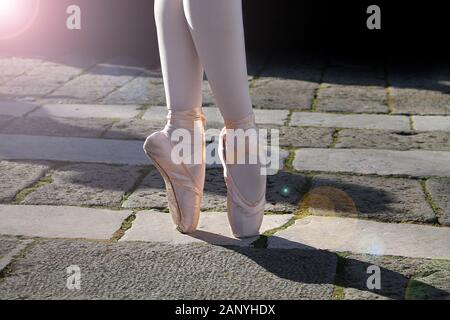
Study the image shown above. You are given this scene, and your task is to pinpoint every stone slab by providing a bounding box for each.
[0,57,43,78]
[0,62,86,96]
[48,64,143,103]
[279,126,334,148]
[426,178,450,226]
[0,161,52,202]
[0,205,130,239]
[293,148,450,177]
[269,216,450,259]
[291,112,410,131]
[102,74,165,105]
[391,88,450,115]
[317,85,388,114]
[0,116,114,138]
[308,174,436,224]
[23,164,143,207]
[342,254,450,300]
[0,134,150,165]
[102,119,164,140]
[251,78,317,110]
[29,104,142,119]
[0,240,337,299]
[0,101,38,116]
[0,238,32,272]
[335,129,450,151]
[413,116,450,131]
[122,211,293,247]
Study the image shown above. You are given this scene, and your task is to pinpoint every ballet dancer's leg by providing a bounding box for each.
[184,0,266,237]
[144,0,206,234]
[154,0,203,111]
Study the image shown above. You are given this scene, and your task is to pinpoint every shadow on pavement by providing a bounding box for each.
[188,230,450,300]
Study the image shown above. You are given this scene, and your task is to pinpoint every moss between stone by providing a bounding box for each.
[419,180,442,225]
[111,213,137,242]
[330,128,342,148]
[14,174,54,204]
[332,253,350,300]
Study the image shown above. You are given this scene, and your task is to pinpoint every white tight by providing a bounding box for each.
[155,0,265,203]
[154,0,253,122]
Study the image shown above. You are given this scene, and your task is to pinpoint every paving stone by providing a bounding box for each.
[389,66,450,115]
[0,57,43,78]
[0,116,113,138]
[251,78,318,110]
[0,61,87,97]
[266,171,307,213]
[291,112,410,131]
[103,119,164,140]
[426,178,450,226]
[141,106,168,122]
[254,109,289,125]
[0,134,150,165]
[279,126,334,148]
[0,161,52,202]
[202,81,216,107]
[29,104,143,119]
[413,116,450,131]
[0,100,38,116]
[336,129,450,151]
[317,84,388,113]
[0,237,32,272]
[201,168,228,211]
[269,216,450,260]
[22,164,144,207]
[293,148,450,178]
[103,73,165,105]
[0,237,22,259]
[0,205,130,240]
[0,239,337,299]
[121,168,167,210]
[48,64,143,103]
[342,254,450,300]
[308,174,436,223]
[391,88,450,115]
[122,211,293,247]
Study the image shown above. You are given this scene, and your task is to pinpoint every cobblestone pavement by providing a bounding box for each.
[0,55,449,300]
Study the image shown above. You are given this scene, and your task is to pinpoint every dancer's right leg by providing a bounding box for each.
[144,0,206,234]
[154,0,203,111]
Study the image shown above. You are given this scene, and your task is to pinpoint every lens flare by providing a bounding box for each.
[0,0,40,40]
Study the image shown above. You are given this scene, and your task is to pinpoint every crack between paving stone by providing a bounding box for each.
[419,179,444,226]
[13,170,55,204]
[331,252,349,300]
[0,239,36,282]
[110,212,137,242]
[330,128,342,148]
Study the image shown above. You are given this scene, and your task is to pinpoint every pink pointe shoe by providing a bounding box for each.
[143,108,206,234]
[218,114,267,238]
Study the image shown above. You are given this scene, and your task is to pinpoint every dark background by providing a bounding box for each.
[1,0,448,67]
